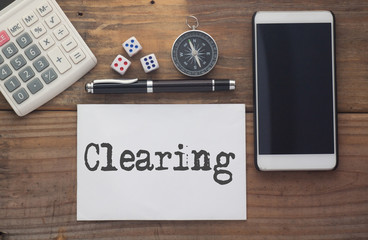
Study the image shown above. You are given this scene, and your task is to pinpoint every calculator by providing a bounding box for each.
[0,0,97,116]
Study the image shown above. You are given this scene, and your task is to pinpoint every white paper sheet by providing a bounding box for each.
[77,104,246,220]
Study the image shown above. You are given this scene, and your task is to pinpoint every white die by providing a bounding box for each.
[111,54,131,75]
[140,54,159,73]
[122,36,142,57]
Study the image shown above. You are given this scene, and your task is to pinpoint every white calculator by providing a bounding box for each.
[0,0,97,116]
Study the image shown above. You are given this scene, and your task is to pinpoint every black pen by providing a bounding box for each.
[85,79,235,94]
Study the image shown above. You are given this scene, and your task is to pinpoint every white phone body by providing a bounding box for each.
[253,11,337,171]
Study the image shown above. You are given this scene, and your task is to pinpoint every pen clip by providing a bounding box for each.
[93,79,139,84]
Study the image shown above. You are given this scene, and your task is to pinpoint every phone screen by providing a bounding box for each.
[0,0,15,11]
[256,23,335,155]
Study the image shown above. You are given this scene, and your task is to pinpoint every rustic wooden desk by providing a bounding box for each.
[1,0,367,239]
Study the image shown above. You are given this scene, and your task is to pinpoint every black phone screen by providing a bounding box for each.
[256,23,335,155]
[0,0,15,11]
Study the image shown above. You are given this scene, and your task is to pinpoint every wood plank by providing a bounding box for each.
[0,111,367,239]
[0,0,367,113]
[1,0,368,239]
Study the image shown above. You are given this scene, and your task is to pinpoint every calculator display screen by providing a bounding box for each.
[0,0,15,11]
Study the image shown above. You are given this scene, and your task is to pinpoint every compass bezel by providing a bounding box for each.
[171,30,218,77]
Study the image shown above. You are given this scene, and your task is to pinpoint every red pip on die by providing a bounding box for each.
[111,55,131,75]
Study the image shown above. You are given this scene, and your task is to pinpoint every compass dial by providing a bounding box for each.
[172,30,218,77]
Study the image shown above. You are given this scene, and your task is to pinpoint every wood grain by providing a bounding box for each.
[0,112,367,239]
[0,0,368,239]
[0,0,366,112]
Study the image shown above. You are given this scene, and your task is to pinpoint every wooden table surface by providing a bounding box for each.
[1,0,368,239]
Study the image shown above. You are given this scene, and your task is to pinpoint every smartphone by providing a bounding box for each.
[253,11,337,171]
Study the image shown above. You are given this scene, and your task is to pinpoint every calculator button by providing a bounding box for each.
[48,47,71,74]
[53,25,69,41]
[0,30,10,47]
[16,32,33,49]
[2,42,18,59]
[39,35,55,50]
[42,68,58,84]
[23,11,39,27]
[37,2,53,17]
[13,88,29,104]
[31,22,46,39]
[19,66,35,82]
[8,21,24,37]
[0,64,12,80]
[0,54,3,64]
[62,37,77,52]
[25,44,41,60]
[27,78,43,94]
[70,48,86,64]
[5,76,21,92]
[44,12,61,29]
[10,54,27,70]
[33,56,49,72]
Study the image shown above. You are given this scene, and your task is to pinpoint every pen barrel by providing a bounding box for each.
[92,81,149,94]
[87,79,235,94]
[153,80,233,92]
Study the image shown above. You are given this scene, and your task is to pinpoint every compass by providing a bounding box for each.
[171,16,218,77]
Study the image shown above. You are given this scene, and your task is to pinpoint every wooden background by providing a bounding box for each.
[1,0,368,239]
